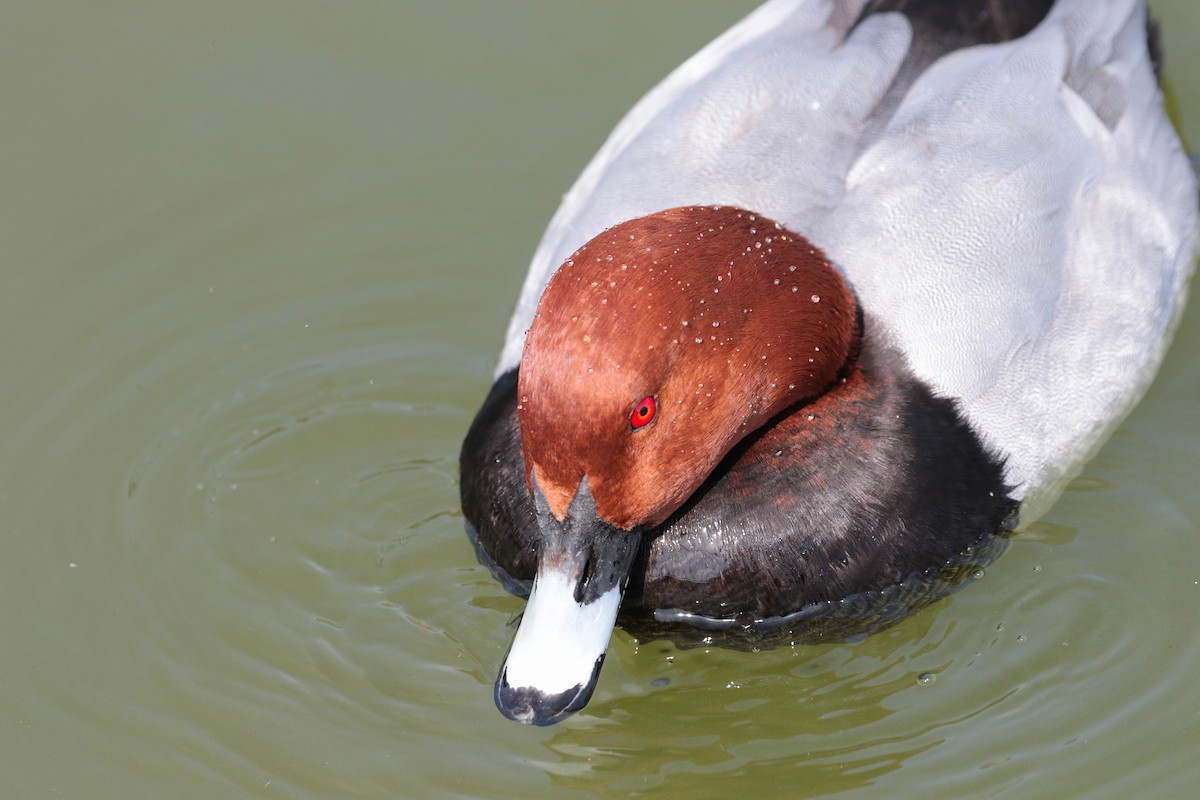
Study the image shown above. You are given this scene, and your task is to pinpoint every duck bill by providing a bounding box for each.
[494,476,642,725]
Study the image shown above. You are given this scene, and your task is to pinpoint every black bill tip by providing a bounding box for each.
[494,656,605,726]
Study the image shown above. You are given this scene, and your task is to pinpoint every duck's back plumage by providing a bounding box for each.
[498,0,1197,519]
[466,0,1198,724]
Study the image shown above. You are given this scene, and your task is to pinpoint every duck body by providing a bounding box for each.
[464,296,1015,644]
[460,0,1198,725]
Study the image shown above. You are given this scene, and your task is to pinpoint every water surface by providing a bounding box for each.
[1,2,1198,798]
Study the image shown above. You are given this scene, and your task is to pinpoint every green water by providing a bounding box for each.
[1,2,1197,798]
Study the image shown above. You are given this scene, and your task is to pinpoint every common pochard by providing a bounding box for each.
[460,0,1199,725]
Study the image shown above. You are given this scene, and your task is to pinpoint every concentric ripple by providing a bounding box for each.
[0,165,540,796]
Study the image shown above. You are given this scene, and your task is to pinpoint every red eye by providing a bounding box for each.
[630,395,657,430]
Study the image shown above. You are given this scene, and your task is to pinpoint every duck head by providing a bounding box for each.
[496,205,858,724]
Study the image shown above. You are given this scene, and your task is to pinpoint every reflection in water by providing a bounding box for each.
[537,610,959,795]
[530,514,1179,798]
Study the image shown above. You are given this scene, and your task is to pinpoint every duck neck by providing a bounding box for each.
[634,316,1017,619]
[460,316,1019,630]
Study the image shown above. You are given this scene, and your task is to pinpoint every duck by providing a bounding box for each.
[459,0,1199,726]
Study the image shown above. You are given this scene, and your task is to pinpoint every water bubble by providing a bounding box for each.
[918,672,936,685]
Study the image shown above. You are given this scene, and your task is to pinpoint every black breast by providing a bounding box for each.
[624,331,1016,644]
[459,329,1017,647]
